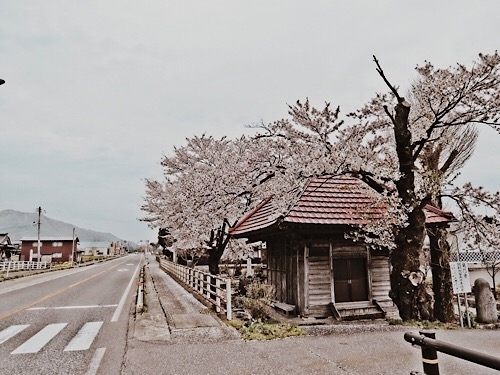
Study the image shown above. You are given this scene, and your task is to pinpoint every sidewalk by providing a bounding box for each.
[132,258,408,341]
[125,259,500,375]
[133,257,239,343]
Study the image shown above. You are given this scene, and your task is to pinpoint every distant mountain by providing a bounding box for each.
[0,209,123,243]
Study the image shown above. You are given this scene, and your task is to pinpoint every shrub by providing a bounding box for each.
[236,280,275,320]
[245,280,274,301]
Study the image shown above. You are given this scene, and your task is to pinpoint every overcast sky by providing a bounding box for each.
[1,1,499,242]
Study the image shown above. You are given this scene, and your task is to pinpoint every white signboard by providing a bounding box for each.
[449,262,471,294]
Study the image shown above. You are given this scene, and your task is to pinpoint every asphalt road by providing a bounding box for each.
[124,259,500,375]
[3,256,500,375]
[124,327,500,375]
[0,254,143,375]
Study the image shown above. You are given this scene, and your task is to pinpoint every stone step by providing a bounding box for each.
[333,302,384,321]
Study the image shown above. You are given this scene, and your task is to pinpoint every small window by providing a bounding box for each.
[32,242,42,247]
[52,242,63,247]
[309,246,329,257]
[52,252,62,258]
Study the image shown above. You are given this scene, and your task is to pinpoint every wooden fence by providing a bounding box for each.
[158,258,232,320]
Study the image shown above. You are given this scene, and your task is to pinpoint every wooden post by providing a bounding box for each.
[226,278,232,320]
[464,293,471,328]
[215,278,221,313]
[197,270,201,293]
[457,294,463,328]
[206,274,211,301]
[246,257,253,277]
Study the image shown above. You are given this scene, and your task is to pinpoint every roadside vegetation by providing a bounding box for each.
[229,280,305,340]
[228,319,305,341]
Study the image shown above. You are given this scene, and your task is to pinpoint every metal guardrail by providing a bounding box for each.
[405,330,500,374]
[158,258,232,320]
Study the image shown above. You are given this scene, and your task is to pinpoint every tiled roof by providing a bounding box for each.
[284,176,386,225]
[229,196,276,235]
[230,175,455,237]
[20,236,76,242]
[424,204,456,224]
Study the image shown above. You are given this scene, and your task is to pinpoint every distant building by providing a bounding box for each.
[78,241,113,256]
[1,233,20,260]
[77,241,124,257]
[20,236,78,263]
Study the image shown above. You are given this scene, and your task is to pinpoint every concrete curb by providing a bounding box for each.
[133,262,171,341]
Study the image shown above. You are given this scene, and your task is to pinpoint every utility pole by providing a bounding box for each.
[72,227,76,265]
[37,206,42,264]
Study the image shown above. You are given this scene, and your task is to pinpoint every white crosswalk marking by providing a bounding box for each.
[86,347,106,375]
[0,325,29,345]
[11,323,67,354]
[64,322,103,351]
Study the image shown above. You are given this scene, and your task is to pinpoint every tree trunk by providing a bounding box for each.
[206,221,232,275]
[493,271,497,299]
[390,207,433,320]
[427,227,455,322]
[428,227,455,322]
[389,99,433,321]
[487,263,498,299]
[208,247,223,275]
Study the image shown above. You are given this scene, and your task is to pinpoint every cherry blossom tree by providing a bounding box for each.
[254,52,500,320]
[327,53,500,320]
[142,134,291,274]
[418,124,478,322]
[370,53,500,320]
[142,52,500,321]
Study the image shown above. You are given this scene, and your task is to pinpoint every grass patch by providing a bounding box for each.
[230,320,306,341]
[50,262,73,271]
[387,318,458,330]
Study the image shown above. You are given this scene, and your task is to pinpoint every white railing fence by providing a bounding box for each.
[0,261,49,272]
[158,258,232,320]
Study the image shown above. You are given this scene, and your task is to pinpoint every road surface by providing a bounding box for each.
[0,254,142,375]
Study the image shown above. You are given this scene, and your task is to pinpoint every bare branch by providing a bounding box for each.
[373,55,402,102]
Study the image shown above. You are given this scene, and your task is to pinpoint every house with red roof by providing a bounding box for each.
[20,236,79,263]
[230,175,455,320]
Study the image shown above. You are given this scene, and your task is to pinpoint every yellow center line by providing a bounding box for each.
[0,258,135,322]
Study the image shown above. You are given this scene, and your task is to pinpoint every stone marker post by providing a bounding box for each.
[474,278,498,324]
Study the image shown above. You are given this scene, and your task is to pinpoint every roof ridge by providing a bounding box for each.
[423,204,456,219]
[230,196,273,233]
